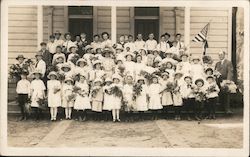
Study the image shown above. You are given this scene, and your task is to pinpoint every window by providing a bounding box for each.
[135,7,159,16]
[68,6,93,42]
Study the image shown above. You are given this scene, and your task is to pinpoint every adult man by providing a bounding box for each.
[38,42,52,68]
[175,33,184,50]
[164,32,173,47]
[215,50,234,114]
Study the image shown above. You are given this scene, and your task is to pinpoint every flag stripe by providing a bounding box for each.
[192,22,209,43]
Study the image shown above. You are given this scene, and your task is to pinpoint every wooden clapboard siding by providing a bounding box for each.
[8,6,38,66]
[190,7,230,58]
[96,7,111,35]
[43,6,49,42]
[117,7,131,39]
[52,6,65,35]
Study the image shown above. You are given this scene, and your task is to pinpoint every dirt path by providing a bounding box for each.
[8,114,243,148]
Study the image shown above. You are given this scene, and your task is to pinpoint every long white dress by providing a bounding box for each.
[148,84,163,110]
[134,62,145,81]
[47,80,61,107]
[124,61,135,77]
[61,84,74,108]
[135,84,148,111]
[30,79,46,107]
[190,64,205,81]
[172,79,183,106]
[74,81,91,110]
[160,80,174,106]
[123,84,135,111]
[110,84,123,110]
[103,85,113,111]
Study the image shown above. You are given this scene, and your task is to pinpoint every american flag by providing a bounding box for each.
[192,22,210,55]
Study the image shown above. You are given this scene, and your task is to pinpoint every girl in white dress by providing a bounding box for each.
[134,55,146,81]
[89,60,105,83]
[123,74,135,121]
[190,57,205,81]
[160,72,173,119]
[164,61,176,81]
[135,77,149,112]
[62,77,75,120]
[172,72,184,120]
[114,56,126,78]
[124,53,135,78]
[138,48,148,65]
[101,32,112,48]
[30,69,46,120]
[74,58,90,78]
[148,75,163,119]
[102,48,115,78]
[103,77,113,120]
[176,53,192,75]
[47,71,61,121]
[110,74,123,122]
[73,72,91,121]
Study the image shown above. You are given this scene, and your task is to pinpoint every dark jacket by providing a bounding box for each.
[39,49,52,68]
[215,59,233,81]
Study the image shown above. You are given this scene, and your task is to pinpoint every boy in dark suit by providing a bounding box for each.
[164,32,173,47]
[215,51,234,114]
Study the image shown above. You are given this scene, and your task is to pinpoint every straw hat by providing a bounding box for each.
[136,76,145,82]
[115,44,124,51]
[180,53,189,58]
[54,30,61,35]
[105,77,113,83]
[92,60,102,66]
[195,78,205,85]
[16,54,26,60]
[47,71,58,79]
[183,75,192,80]
[124,52,135,58]
[61,63,71,71]
[32,69,43,75]
[64,77,74,83]
[161,72,169,77]
[85,45,93,51]
[112,73,122,81]
[76,58,87,66]
[93,78,103,84]
[173,71,183,77]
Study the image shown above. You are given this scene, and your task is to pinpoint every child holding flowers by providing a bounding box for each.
[47,71,61,121]
[62,77,75,120]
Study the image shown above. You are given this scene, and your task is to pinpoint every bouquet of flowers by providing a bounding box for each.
[37,97,48,110]
[9,64,23,79]
[72,86,81,94]
[91,86,101,98]
[104,87,112,95]
[206,84,217,94]
[162,82,175,93]
[193,88,207,102]
[140,70,154,82]
[132,83,142,100]
[220,80,237,93]
[213,70,221,78]
[111,85,123,98]
[70,54,80,65]
[172,82,180,94]
[22,58,34,70]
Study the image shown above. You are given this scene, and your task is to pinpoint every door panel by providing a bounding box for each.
[135,19,159,41]
[69,18,93,43]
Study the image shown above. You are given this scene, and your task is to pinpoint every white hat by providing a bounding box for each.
[112,73,122,81]
[92,60,102,66]
[154,56,162,63]
[85,45,93,51]
[136,76,145,82]
[32,69,43,75]
[76,58,87,66]
[64,77,74,83]
[78,71,88,78]
[61,63,71,71]
[173,70,183,77]
[124,52,135,58]
[105,77,113,83]
[94,78,103,84]
[47,71,58,79]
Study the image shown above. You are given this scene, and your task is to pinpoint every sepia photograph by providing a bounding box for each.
[0,0,249,156]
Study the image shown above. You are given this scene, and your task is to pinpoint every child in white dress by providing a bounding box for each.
[148,75,163,120]
[145,33,157,53]
[172,71,184,120]
[102,48,115,78]
[30,69,46,120]
[62,77,75,120]
[135,77,149,112]
[134,55,146,81]
[138,48,148,65]
[89,60,105,83]
[73,72,91,121]
[190,57,205,81]
[124,53,135,77]
[177,53,191,75]
[47,71,61,121]
[103,77,113,120]
[110,74,123,122]
[160,72,173,119]
[74,58,90,77]
[90,78,104,120]
[123,74,135,121]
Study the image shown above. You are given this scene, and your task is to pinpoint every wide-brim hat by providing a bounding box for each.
[40,42,47,46]
[32,69,43,75]
[151,74,159,79]
[161,72,170,77]
[205,67,213,73]
[192,56,201,61]
[64,77,74,83]
[183,75,192,80]
[35,51,43,57]
[105,77,113,83]
[76,58,87,66]
[139,48,147,53]
[78,71,88,79]
[124,52,135,58]
[180,53,189,58]
[173,71,183,77]
[85,45,93,51]
[61,63,71,71]
[93,60,102,66]
[136,76,145,82]
[69,45,77,51]
[112,73,122,81]
[154,56,162,63]
[206,75,215,80]
[125,73,134,80]
[54,30,61,35]
[54,55,64,60]
[195,78,205,85]
[102,47,114,55]
[16,54,26,60]
[47,71,58,79]
[94,78,103,84]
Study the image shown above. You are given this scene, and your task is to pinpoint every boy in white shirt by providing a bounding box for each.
[16,71,31,120]
[124,35,136,53]
[35,52,46,78]
[54,31,64,47]
[145,33,157,54]
[157,35,170,58]
[134,33,145,51]
[47,35,57,55]
[90,34,102,50]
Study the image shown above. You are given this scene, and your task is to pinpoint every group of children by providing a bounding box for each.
[14,31,221,122]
